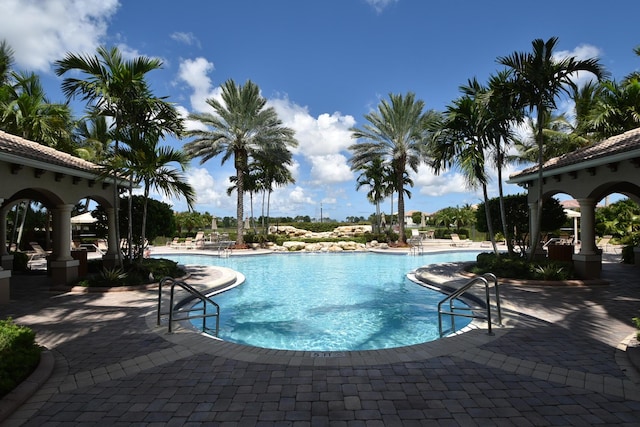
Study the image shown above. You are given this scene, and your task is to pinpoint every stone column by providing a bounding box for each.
[526,201,545,259]
[0,199,10,302]
[0,202,13,270]
[102,207,119,269]
[573,198,601,278]
[49,204,79,286]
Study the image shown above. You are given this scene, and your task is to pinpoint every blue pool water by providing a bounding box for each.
[161,251,479,351]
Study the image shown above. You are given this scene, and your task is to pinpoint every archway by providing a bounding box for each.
[508,127,640,278]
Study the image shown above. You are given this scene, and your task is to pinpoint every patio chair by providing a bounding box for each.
[449,234,472,247]
[194,231,205,249]
[28,241,50,262]
[597,235,613,252]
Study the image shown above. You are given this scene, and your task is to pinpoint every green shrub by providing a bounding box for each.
[0,318,41,398]
[74,258,185,287]
[633,317,640,340]
[469,252,575,280]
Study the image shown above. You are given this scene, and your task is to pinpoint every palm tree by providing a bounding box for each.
[55,46,170,265]
[350,92,435,245]
[353,156,389,234]
[498,37,607,257]
[184,79,298,245]
[587,78,640,139]
[73,116,112,162]
[120,130,195,260]
[430,93,499,253]
[0,71,74,149]
[254,147,295,233]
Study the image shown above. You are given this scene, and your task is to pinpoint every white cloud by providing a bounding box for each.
[170,32,201,48]
[0,0,120,71]
[413,165,470,197]
[186,167,233,210]
[268,97,355,186]
[177,57,222,113]
[365,0,398,13]
[555,43,604,88]
[308,154,353,185]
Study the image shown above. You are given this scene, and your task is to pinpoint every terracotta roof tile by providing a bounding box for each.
[0,130,99,174]
[510,127,640,179]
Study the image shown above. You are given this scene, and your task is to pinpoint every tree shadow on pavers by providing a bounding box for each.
[3,284,171,375]
[479,262,640,378]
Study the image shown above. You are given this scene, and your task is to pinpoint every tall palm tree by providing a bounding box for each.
[350,92,435,245]
[430,93,498,253]
[498,37,607,257]
[254,146,295,233]
[55,46,170,265]
[120,130,195,260]
[353,156,389,234]
[184,79,298,245]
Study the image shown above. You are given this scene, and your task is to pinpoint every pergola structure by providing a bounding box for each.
[0,130,121,301]
[508,127,640,278]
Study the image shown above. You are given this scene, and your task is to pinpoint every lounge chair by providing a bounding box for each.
[28,241,50,263]
[193,231,205,249]
[450,234,472,247]
[597,235,613,252]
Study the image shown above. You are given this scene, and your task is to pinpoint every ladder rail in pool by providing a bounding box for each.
[157,276,220,335]
[437,272,502,337]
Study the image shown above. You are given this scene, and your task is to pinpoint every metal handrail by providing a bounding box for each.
[437,272,502,337]
[157,276,220,335]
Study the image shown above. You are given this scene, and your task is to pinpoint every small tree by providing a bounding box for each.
[476,194,566,253]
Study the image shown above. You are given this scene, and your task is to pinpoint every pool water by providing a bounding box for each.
[162,251,478,351]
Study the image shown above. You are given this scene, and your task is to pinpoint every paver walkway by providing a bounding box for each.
[1,249,640,426]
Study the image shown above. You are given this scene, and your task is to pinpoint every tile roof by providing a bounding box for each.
[509,127,640,181]
[0,130,100,174]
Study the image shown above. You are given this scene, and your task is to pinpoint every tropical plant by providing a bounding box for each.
[429,88,499,253]
[55,46,180,265]
[120,130,195,260]
[498,37,608,259]
[350,92,436,244]
[353,156,390,233]
[587,78,640,139]
[0,71,74,150]
[185,79,298,245]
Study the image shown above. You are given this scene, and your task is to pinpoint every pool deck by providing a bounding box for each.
[1,244,640,425]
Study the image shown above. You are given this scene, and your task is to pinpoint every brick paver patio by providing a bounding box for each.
[1,248,639,426]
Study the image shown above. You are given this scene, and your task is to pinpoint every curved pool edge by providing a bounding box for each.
[145,308,507,366]
[148,258,510,367]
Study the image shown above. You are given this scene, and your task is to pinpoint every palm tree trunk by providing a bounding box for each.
[483,184,499,255]
[529,107,546,261]
[495,147,513,254]
[235,162,245,246]
[139,184,150,262]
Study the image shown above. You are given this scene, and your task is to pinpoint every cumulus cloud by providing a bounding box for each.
[268,97,355,185]
[177,57,221,113]
[413,165,470,197]
[170,32,201,48]
[186,167,233,210]
[308,154,353,185]
[555,43,604,87]
[0,0,120,71]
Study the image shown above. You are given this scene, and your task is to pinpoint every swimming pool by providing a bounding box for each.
[161,251,479,351]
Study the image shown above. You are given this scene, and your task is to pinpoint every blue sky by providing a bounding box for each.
[1,0,638,220]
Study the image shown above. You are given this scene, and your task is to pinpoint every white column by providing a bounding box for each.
[53,204,74,261]
[577,198,597,255]
[106,207,118,255]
